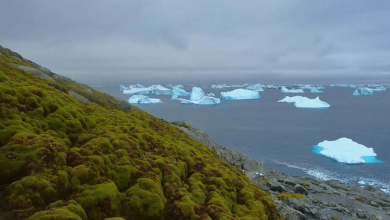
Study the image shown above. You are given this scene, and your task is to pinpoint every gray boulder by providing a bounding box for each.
[266,179,288,192]
[293,185,309,195]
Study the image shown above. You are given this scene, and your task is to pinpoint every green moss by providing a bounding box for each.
[28,200,87,220]
[124,178,165,218]
[8,176,56,212]
[112,165,136,191]
[71,165,99,188]
[0,46,284,220]
[76,181,122,220]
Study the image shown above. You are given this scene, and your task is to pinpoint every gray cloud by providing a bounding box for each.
[1,0,390,84]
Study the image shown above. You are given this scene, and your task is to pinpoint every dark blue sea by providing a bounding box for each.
[97,85,390,193]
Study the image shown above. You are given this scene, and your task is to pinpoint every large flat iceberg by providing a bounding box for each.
[281,86,304,93]
[220,89,260,100]
[128,95,162,104]
[123,85,171,95]
[312,138,383,164]
[278,96,330,108]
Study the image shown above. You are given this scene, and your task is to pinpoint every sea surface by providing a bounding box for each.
[97,85,390,193]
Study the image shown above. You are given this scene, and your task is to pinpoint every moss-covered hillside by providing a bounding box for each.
[0,46,283,220]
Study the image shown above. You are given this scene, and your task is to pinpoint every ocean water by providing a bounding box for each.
[97,85,390,193]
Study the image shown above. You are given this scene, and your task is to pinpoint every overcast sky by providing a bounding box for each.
[1,0,390,84]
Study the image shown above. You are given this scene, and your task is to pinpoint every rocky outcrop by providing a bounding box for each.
[68,90,89,103]
[174,121,390,220]
[10,63,54,81]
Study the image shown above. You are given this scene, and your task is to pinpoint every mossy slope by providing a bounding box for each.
[0,46,283,219]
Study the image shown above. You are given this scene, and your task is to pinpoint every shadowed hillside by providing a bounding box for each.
[0,46,283,219]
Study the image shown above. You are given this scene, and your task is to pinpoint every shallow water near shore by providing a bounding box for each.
[98,85,390,193]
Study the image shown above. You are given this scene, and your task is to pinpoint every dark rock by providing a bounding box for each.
[293,185,309,195]
[118,101,131,111]
[266,179,288,192]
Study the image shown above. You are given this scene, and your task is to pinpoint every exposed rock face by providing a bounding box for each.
[68,90,89,103]
[10,63,54,80]
[174,122,390,220]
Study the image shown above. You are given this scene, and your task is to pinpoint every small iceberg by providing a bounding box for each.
[123,85,171,95]
[278,96,330,108]
[211,84,224,89]
[171,87,190,96]
[207,93,215,97]
[221,89,260,100]
[353,89,360,96]
[360,88,373,96]
[312,138,383,164]
[310,87,323,93]
[247,84,265,92]
[281,86,304,94]
[180,87,220,105]
[128,95,162,104]
[136,84,144,88]
[190,87,206,101]
[358,181,366,185]
[371,86,387,92]
[181,96,220,105]
[267,85,278,89]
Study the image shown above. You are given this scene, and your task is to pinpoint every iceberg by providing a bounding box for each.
[136,84,144,88]
[310,87,323,93]
[190,87,206,101]
[207,93,215,97]
[211,85,224,89]
[266,85,278,89]
[172,84,184,89]
[353,89,360,96]
[371,86,387,92]
[179,87,220,105]
[171,87,190,96]
[281,87,304,94]
[247,84,265,92]
[128,95,162,104]
[312,138,383,164]
[360,87,373,96]
[122,85,171,95]
[358,181,366,185]
[220,89,260,100]
[278,96,330,108]
[180,96,220,105]
[171,95,179,100]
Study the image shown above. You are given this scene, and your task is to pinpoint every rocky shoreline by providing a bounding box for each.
[173,121,390,220]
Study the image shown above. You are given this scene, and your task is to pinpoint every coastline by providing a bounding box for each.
[173,121,390,220]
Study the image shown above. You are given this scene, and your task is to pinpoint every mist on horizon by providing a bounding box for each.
[1,0,390,83]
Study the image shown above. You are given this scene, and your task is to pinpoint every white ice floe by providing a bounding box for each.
[281,86,304,93]
[278,96,330,108]
[220,89,260,100]
[128,95,162,104]
[358,181,366,185]
[247,84,265,92]
[312,138,383,164]
[122,85,171,95]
